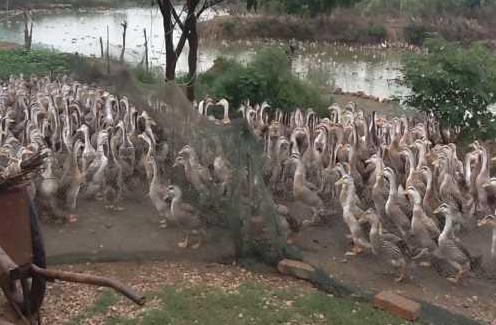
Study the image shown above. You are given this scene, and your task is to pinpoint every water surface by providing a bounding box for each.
[0,7,408,99]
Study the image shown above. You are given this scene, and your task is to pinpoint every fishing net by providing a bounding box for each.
[142,81,295,265]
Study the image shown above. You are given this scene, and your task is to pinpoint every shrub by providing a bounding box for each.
[0,49,72,80]
[366,25,388,42]
[403,23,434,46]
[401,38,496,141]
[197,48,328,116]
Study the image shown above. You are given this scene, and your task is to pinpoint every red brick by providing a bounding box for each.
[277,259,315,281]
[374,291,421,321]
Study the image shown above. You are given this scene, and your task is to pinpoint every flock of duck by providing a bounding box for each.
[1,75,496,284]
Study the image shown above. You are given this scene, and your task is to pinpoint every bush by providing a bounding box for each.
[401,38,496,141]
[197,48,328,116]
[366,25,388,42]
[403,23,434,46]
[0,49,73,80]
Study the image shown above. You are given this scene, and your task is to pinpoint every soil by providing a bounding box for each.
[278,199,496,324]
[41,191,235,266]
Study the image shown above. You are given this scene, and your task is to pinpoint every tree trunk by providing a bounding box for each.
[143,28,149,73]
[23,11,33,50]
[120,21,127,63]
[185,0,199,101]
[159,1,177,80]
[99,36,104,58]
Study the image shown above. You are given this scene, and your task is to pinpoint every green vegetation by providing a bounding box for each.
[0,49,74,80]
[195,48,328,116]
[402,38,496,141]
[6,0,139,9]
[259,0,361,16]
[251,0,495,16]
[359,0,494,14]
[72,283,414,324]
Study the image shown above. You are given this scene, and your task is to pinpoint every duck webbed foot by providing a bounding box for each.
[345,245,363,256]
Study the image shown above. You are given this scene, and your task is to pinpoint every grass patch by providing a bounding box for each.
[91,283,417,324]
[0,49,74,80]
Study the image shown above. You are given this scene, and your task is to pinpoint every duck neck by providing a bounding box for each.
[406,151,415,177]
[424,172,432,197]
[480,148,489,179]
[439,215,453,242]
[387,174,397,197]
[150,160,159,188]
[417,145,426,168]
[294,159,306,187]
[223,102,230,121]
[83,128,91,148]
[464,153,473,185]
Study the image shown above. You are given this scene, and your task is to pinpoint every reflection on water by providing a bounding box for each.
[0,7,409,99]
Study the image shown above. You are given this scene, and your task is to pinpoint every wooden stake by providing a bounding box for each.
[106,25,110,74]
[143,28,149,73]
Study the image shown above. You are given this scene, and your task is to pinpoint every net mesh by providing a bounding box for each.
[143,82,293,265]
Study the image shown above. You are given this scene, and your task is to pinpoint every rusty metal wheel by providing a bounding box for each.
[1,200,46,321]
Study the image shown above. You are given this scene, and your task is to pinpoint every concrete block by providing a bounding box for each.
[277,259,315,281]
[374,290,421,321]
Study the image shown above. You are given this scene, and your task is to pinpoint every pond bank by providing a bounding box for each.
[199,10,496,47]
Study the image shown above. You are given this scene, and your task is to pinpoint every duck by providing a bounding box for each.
[148,155,169,227]
[166,185,205,249]
[433,204,480,283]
[359,208,409,282]
[478,214,496,260]
[288,153,323,224]
[383,167,411,236]
[335,175,371,256]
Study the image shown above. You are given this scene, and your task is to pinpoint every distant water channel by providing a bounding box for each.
[0,7,409,99]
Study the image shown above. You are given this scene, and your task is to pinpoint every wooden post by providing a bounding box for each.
[99,36,104,58]
[120,20,127,62]
[23,10,33,50]
[106,25,110,74]
[143,28,149,73]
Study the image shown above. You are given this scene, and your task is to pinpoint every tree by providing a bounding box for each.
[156,0,224,100]
[401,38,496,141]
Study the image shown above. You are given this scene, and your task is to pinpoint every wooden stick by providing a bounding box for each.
[30,265,145,306]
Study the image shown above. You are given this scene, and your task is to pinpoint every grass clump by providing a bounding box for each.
[0,49,73,80]
[196,48,328,116]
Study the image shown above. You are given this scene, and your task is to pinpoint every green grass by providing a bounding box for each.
[0,49,74,80]
[70,283,417,325]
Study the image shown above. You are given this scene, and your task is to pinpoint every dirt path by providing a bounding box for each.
[41,191,234,265]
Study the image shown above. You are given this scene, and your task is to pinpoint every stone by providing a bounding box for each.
[277,259,315,281]
[373,290,421,321]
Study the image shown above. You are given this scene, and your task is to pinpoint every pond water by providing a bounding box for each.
[0,7,409,99]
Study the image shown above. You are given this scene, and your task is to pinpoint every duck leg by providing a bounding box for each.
[178,233,189,248]
[395,263,407,283]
